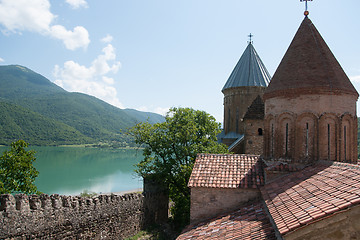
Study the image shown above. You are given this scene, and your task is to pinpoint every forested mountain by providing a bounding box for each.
[0,65,164,146]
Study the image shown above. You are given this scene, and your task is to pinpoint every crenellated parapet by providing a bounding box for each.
[0,193,146,239]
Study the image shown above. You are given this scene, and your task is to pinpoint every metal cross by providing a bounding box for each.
[300,0,313,13]
[248,33,253,44]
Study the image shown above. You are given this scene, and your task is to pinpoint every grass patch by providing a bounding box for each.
[79,190,97,198]
[125,230,150,240]
[125,225,169,240]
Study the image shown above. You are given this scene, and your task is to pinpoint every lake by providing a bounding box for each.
[0,146,143,195]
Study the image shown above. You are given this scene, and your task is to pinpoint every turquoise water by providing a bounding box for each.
[0,146,143,195]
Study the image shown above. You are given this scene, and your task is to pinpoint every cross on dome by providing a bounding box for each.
[248,33,253,44]
[300,0,313,16]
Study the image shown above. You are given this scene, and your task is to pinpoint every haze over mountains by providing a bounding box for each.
[0,65,164,146]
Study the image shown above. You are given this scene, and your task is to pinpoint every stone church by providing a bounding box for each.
[177,12,360,240]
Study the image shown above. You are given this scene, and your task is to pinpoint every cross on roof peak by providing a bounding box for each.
[300,0,313,16]
[248,33,253,44]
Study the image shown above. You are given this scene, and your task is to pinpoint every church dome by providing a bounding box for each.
[264,17,358,99]
[222,42,271,92]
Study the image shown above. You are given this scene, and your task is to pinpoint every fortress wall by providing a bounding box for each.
[0,193,149,239]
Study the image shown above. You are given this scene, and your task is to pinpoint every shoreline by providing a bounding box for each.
[98,188,143,196]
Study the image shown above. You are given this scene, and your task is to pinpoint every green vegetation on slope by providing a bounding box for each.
[0,65,164,146]
[0,101,92,145]
[0,65,65,99]
[14,92,137,142]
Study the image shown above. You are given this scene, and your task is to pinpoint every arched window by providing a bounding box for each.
[341,114,353,162]
[278,113,294,159]
[296,114,316,161]
[258,128,263,136]
[319,115,337,161]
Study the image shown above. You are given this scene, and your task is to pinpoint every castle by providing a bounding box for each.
[178,12,360,240]
[1,7,360,240]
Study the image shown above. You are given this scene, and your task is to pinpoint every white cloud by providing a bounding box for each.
[0,0,90,50]
[0,0,54,34]
[136,106,169,116]
[53,43,123,109]
[50,25,90,50]
[154,107,170,116]
[92,44,121,75]
[101,34,113,43]
[0,57,4,63]
[102,76,115,85]
[350,75,360,83]
[65,0,88,9]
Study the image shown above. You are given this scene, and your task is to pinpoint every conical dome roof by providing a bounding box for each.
[264,17,358,99]
[222,42,271,91]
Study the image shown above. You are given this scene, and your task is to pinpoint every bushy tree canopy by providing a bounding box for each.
[0,140,39,194]
[130,107,229,228]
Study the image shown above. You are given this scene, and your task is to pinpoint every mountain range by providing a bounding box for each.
[0,65,164,146]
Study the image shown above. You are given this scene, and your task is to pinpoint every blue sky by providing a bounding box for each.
[0,0,359,122]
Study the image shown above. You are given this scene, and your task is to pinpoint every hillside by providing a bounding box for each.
[0,65,164,146]
[0,101,91,145]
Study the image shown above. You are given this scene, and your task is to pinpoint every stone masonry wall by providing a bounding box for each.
[264,93,358,163]
[190,187,260,224]
[0,192,157,240]
[244,119,264,155]
[223,86,266,135]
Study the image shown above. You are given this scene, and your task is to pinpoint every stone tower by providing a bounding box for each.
[263,16,359,164]
[219,41,271,153]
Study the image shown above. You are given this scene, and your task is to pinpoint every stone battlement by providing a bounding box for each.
[0,192,163,239]
[0,193,142,213]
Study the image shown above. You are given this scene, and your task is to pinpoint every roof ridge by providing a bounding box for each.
[318,160,360,170]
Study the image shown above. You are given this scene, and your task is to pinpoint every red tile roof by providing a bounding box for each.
[177,201,277,240]
[261,161,360,236]
[188,154,265,189]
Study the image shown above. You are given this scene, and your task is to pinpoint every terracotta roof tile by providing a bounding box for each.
[188,154,265,189]
[177,201,277,240]
[261,161,360,236]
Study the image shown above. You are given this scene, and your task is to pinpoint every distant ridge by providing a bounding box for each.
[0,65,165,146]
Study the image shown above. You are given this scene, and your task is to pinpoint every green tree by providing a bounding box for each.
[0,140,40,194]
[129,107,229,228]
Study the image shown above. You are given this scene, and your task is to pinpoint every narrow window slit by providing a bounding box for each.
[306,123,309,157]
[344,126,347,161]
[285,123,289,157]
[327,124,331,160]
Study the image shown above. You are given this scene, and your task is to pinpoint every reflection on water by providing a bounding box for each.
[0,146,143,195]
